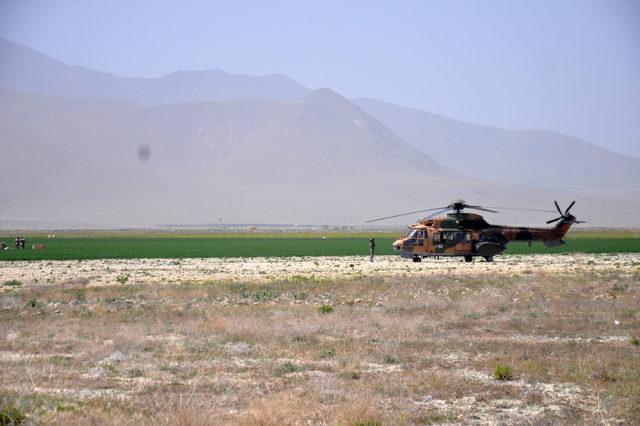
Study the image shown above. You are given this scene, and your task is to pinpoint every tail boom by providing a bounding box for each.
[498,216,576,246]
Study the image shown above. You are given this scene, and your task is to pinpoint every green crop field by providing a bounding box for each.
[0,230,638,261]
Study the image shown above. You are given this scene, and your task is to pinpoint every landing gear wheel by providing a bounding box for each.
[464,255,473,263]
[484,256,494,262]
[412,256,422,263]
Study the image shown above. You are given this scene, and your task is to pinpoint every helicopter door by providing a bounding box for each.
[417,230,425,247]
[432,232,445,253]
[455,232,473,253]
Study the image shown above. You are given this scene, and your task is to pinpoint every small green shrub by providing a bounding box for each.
[73,289,86,302]
[595,367,617,383]
[253,287,278,301]
[318,304,334,314]
[55,403,77,413]
[231,283,250,298]
[289,275,310,282]
[278,361,300,375]
[25,297,38,308]
[319,348,336,359]
[350,371,361,380]
[128,368,144,378]
[494,364,514,381]
[0,403,25,425]
[630,336,640,346]
[115,275,129,284]
[292,291,308,301]
[612,282,629,293]
[383,354,397,364]
[3,280,22,287]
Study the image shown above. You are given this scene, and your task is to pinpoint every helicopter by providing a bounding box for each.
[366,199,583,262]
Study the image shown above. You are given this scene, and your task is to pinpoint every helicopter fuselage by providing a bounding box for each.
[392,212,575,262]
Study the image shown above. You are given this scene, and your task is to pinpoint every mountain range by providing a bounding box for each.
[1,37,638,228]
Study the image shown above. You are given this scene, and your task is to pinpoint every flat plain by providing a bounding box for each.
[0,230,639,261]
[1,231,639,424]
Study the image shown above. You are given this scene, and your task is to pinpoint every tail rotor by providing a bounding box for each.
[546,200,584,224]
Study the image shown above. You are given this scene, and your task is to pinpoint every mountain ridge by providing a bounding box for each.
[0,37,311,104]
[353,97,640,190]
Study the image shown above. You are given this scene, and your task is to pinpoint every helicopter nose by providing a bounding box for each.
[393,239,403,250]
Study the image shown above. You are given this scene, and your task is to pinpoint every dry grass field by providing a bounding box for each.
[1,254,639,424]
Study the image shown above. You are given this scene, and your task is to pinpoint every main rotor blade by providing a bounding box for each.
[423,208,451,219]
[365,207,448,223]
[467,206,499,213]
[564,200,576,215]
[486,206,556,213]
[554,200,563,215]
[546,216,563,224]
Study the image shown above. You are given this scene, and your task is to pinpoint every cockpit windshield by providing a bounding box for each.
[406,229,419,238]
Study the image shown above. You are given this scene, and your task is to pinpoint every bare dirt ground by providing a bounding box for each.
[1,253,639,287]
[1,254,639,424]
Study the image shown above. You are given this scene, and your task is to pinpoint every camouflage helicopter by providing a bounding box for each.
[366,199,583,262]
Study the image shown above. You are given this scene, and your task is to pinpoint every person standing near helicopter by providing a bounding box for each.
[369,238,376,262]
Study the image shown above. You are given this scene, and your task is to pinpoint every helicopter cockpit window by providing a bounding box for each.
[406,229,418,238]
[403,229,418,247]
[404,238,417,246]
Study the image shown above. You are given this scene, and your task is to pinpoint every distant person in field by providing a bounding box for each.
[20,237,26,249]
[369,238,376,262]
[0,241,7,250]
[15,237,20,249]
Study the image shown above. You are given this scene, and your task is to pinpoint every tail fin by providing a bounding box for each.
[543,220,573,248]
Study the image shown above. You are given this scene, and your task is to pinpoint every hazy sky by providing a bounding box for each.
[1,0,639,156]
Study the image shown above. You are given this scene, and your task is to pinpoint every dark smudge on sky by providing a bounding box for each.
[137,144,151,162]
